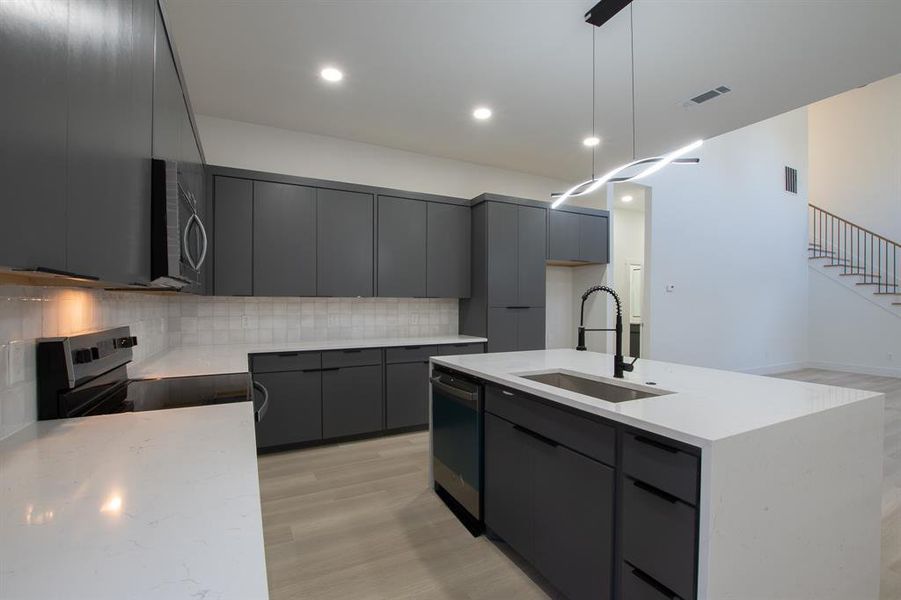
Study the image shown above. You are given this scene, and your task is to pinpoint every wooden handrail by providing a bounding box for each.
[809,203,900,248]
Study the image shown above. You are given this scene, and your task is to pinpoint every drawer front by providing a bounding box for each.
[623,432,700,505]
[621,563,685,600]
[485,385,615,466]
[622,478,697,600]
[385,345,437,364]
[250,351,321,373]
[322,348,382,368]
[437,342,485,356]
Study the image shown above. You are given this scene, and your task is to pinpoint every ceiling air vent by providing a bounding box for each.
[785,166,798,194]
[686,85,732,106]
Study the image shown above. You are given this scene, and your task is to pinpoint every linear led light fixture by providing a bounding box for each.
[551,140,703,208]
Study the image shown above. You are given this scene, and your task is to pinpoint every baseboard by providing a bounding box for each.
[742,362,810,376]
[803,360,901,379]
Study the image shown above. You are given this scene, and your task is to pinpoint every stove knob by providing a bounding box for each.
[91,347,100,360]
[73,349,93,364]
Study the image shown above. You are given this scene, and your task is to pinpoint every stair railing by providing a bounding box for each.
[809,204,899,295]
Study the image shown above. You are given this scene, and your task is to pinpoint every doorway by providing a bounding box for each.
[610,182,648,358]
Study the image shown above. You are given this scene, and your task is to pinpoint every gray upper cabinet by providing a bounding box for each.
[152,5,181,162]
[548,209,609,264]
[487,202,520,307]
[213,176,253,296]
[254,181,317,297]
[0,0,69,272]
[427,203,471,298]
[517,206,547,306]
[317,189,374,297]
[378,196,427,298]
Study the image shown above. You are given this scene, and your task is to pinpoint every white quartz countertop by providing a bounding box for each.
[129,335,487,379]
[0,403,269,600]
[431,349,882,446]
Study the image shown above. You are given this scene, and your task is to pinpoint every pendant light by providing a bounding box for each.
[552,3,702,209]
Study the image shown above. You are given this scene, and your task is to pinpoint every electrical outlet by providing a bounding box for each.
[8,340,27,385]
[242,315,249,329]
[665,284,676,293]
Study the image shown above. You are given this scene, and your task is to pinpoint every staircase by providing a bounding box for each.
[808,204,900,312]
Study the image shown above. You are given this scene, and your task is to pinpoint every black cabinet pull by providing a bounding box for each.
[505,306,529,310]
[513,424,559,448]
[276,352,299,357]
[634,435,679,454]
[403,345,422,350]
[342,349,363,354]
[302,367,340,373]
[630,565,680,599]
[633,480,680,504]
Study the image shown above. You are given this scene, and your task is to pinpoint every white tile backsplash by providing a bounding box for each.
[0,286,458,440]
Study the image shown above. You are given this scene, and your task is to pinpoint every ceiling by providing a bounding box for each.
[165,0,901,182]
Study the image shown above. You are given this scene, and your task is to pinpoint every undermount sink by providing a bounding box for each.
[519,371,669,403]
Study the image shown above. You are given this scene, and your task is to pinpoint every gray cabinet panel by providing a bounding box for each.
[386,345,437,364]
[517,307,546,351]
[322,365,383,438]
[254,370,322,449]
[517,206,547,307]
[386,361,430,429]
[487,308,518,353]
[580,214,609,263]
[322,348,381,368]
[0,0,69,271]
[66,0,154,283]
[151,6,181,162]
[484,413,535,562]
[486,202,519,307]
[533,443,614,600]
[623,432,700,505]
[548,210,580,262]
[213,176,253,296]
[436,343,484,356]
[250,351,320,374]
[378,196,426,297]
[621,564,681,600]
[317,189,374,297]
[427,203,471,298]
[253,181,317,296]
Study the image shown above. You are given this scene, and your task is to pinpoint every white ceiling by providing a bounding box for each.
[166,0,901,182]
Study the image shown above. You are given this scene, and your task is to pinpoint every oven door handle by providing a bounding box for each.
[194,215,209,270]
[252,380,270,423]
[182,213,199,271]
[430,377,478,409]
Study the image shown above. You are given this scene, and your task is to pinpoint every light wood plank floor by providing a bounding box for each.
[258,369,901,599]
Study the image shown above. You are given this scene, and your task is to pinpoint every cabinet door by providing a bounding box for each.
[386,361,429,429]
[486,202,519,307]
[66,0,154,283]
[579,214,609,263]
[322,365,383,438]
[517,307,546,351]
[548,210,580,262]
[427,203,471,298]
[533,443,615,600]
[517,205,547,307]
[254,370,322,449]
[151,6,181,162]
[378,196,426,297]
[213,176,253,296]
[254,181,317,296]
[317,189,374,297]
[0,0,69,271]
[487,308,519,353]
[484,414,535,563]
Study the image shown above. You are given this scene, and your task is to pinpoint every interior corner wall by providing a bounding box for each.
[642,108,810,373]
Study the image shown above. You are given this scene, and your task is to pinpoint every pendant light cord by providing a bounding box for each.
[630,4,636,161]
[591,26,596,180]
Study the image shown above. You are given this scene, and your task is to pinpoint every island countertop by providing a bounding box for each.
[431,348,882,445]
[0,402,269,600]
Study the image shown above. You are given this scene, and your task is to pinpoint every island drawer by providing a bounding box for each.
[485,385,615,466]
[622,477,697,600]
[322,348,382,368]
[251,351,321,373]
[438,342,485,355]
[621,563,686,600]
[385,345,437,364]
[623,431,700,505]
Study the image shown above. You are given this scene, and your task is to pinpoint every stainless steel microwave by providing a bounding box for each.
[150,158,207,289]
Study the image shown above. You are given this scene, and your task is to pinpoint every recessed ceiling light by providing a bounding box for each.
[472,106,492,121]
[583,136,601,147]
[320,67,344,83]
[621,195,633,203]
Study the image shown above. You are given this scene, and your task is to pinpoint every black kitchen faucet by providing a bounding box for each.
[577,285,637,379]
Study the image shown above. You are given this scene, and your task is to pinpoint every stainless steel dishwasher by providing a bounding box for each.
[430,367,483,535]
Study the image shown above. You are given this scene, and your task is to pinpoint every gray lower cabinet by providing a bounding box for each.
[386,361,430,429]
[378,196,427,297]
[322,365,383,438]
[487,307,545,352]
[214,176,253,295]
[254,370,322,449]
[317,189,374,297]
[548,209,609,264]
[427,203,471,298]
[253,181,317,296]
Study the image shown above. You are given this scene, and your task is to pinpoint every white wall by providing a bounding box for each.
[641,108,810,373]
[809,73,901,243]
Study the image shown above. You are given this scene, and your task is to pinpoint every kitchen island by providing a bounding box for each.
[430,349,884,600]
[0,402,269,600]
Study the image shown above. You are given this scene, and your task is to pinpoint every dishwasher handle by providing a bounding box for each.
[252,380,270,423]
[430,376,479,410]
